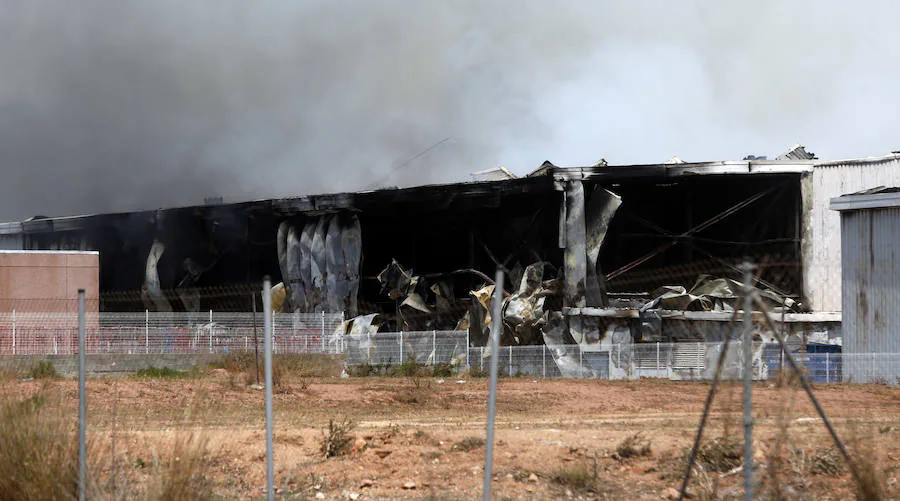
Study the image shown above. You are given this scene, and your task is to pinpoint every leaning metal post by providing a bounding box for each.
[740,263,755,501]
[482,270,505,501]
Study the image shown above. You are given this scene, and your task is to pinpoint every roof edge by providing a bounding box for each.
[814,152,900,167]
[830,191,900,211]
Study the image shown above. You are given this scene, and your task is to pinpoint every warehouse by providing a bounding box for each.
[1,147,900,356]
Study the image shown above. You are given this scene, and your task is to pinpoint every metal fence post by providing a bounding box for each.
[209,309,215,353]
[480,347,484,372]
[483,270,504,501]
[321,311,326,353]
[826,353,831,383]
[367,331,372,362]
[697,342,702,378]
[466,328,471,370]
[631,343,635,379]
[77,290,86,501]
[508,346,513,377]
[741,263,755,501]
[579,347,584,379]
[262,277,275,501]
[145,309,149,354]
[399,331,404,365]
[433,330,437,365]
[11,309,15,355]
[542,344,546,379]
[656,342,660,373]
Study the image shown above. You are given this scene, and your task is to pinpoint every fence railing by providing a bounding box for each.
[3,321,899,384]
[0,311,345,355]
[343,330,469,368]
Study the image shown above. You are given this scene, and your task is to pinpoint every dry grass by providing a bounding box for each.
[850,435,887,501]
[0,367,17,382]
[319,417,356,458]
[0,390,80,501]
[213,352,341,391]
[145,434,214,501]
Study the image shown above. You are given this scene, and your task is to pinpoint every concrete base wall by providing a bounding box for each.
[0,354,221,377]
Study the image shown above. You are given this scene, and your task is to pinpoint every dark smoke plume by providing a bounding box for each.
[1,1,899,219]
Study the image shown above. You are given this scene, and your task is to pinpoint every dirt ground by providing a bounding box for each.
[4,369,900,500]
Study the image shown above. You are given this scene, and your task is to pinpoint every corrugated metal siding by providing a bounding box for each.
[804,157,900,312]
[841,207,900,357]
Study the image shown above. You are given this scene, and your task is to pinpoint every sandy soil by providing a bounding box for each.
[4,370,900,500]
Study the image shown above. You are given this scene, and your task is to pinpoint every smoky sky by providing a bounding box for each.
[1,1,899,220]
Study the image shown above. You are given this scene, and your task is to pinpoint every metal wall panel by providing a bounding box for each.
[804,157,900,312]
[840,207,900,381]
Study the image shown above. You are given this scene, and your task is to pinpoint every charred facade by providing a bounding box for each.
[0,165,811,315]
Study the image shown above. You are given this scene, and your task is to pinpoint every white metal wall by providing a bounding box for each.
[802,155,900,312]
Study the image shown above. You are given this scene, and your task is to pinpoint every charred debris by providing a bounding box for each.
[4,153,815,349]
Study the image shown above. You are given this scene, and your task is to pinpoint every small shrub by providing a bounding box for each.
[452,437,485,452]
[349,362,381,377]
[696,437,743,472]
[271,362,286,393]
[811,446,844,476]
[549,460,599,491]
[613,432,652,460]
[135,366,189,379]
[467,368,489,378]
[390,359,423,378]
[319,417,355,458]
[393,388,425,404]
[27,361,59,379]
[430,363,454,378]
[215,352,255,373]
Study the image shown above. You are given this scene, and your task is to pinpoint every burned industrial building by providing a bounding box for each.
[3,146,900,368]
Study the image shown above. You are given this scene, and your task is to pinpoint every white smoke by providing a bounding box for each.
[1,1,899,219]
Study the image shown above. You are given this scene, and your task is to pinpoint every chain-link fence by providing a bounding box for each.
[342,330,468,367]
[0,311,345,355]
[4,315,899,384]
